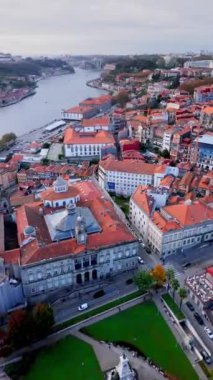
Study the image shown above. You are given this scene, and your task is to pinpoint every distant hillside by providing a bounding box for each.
[0,58,75,77]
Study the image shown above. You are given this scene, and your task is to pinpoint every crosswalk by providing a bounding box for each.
[164,263,184,282]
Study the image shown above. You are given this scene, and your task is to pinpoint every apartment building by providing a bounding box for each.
[147,200,213,258]
[98,156,179,196]
[200,106,213,130]
[129,186,169,243]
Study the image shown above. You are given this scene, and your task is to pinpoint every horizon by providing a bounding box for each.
[0,0,212,55]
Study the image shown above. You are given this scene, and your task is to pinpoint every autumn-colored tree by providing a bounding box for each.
[7,310,33,348]
[151,264,166,286]
[33,303,54,339]
[178,288,188,310]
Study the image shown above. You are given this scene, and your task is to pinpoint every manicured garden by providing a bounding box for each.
[162,293,185,321]
[7,336,103,380]
[82,301,198,380]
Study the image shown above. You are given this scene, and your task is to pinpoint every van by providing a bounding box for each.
[78,303,88,311]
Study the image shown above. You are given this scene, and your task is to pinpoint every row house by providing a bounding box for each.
[194,85,213,103]
[170,126,192,161]
[200,106,213,131]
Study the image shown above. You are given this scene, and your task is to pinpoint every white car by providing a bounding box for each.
[204,326,213,339]
[138,257,144,264]
[78,303,88,311]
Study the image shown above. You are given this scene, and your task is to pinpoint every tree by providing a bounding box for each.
[114,91,129,108]
[178,288,188,310]
[42,142,50,149]
[160,149,170,158]
[171,278,180,300]
[134,271,154,294]
[7,310,33,348]
[1,133,16,144]
[41,158,50,166]
[33,303,54,339]
[151,264,166,286]
[166,268,175,291]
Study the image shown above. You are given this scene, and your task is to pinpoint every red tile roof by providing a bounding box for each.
[100,156,158,175]
[131,186,154,216]
[64,128,114,145]
[164,201,213,226]
[3,181,136,265]
[81,116,110,128]
[64,105,94,114]
[40,186,79,202]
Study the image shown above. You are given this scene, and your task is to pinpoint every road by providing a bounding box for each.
[53,272,137,324]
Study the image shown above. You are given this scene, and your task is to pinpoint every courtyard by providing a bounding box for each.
[82,301,198,380]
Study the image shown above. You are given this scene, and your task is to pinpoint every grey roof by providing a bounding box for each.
[45,207,101,241]
[53,176,68,187]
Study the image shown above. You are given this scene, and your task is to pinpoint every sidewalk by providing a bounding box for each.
[154,296,207,380]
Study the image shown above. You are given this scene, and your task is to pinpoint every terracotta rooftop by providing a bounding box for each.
[40,186,79,202]
[2,181,136,265]
[64,128,114,145]
[64,105,94,114]
[81,116,110,127]
[131,186,155,216]
[164,201,213,226]
[99,156,158,175]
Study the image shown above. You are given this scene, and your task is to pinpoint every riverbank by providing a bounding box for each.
[0,69,103,138]
[0,88,36,108]
[86,78,110,93]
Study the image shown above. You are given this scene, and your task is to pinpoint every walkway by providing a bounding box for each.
[154,295,207,380]
[72,329,166,380]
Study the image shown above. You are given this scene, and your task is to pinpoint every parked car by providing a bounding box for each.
[138,257,144,264]
[182,262,191,269]
[145,247,151,254]
[78,303,88,311]
[201,350,212,365]
[194,312,204,325]
[204,326,213,339]
[186,301,194,312]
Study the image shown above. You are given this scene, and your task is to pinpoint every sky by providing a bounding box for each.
[0,0,212,55]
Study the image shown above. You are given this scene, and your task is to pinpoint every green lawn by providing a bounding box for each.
[83,301,198,380]
[20,336,103,380]
[162,293,185,321]
[54,290,141,332]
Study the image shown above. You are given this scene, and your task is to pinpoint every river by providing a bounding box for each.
[0,69,103,139]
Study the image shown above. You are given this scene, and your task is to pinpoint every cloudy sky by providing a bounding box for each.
[0,0,212,55]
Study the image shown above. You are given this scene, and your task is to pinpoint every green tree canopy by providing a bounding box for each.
[171,278,180,299]
[178,288,188,309]
[134,270,154,294]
